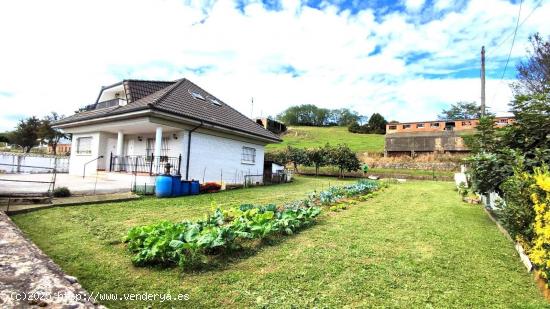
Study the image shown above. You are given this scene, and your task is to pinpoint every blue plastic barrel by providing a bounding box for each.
[155,175,172,198]
[172,175,182,197]
[190,180,200,195]
[181,180,191,196]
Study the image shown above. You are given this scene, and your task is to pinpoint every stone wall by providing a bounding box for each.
[0,211,104,308]
[368,161,460,171]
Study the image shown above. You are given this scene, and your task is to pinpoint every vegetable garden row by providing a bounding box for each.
[125,179,385,270]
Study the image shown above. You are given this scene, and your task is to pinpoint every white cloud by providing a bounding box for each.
[0,0,548,131]
[405,0,426,12]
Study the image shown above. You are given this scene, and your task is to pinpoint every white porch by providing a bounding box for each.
[64,116,267,185]
[67,118,187,178]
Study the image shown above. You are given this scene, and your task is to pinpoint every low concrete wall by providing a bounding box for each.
[0,152,69,173]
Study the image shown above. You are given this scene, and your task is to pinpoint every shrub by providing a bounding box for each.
[528,167,550,281]
[53,186,71,197]
[200,182,222,193]
[497,169,536,243]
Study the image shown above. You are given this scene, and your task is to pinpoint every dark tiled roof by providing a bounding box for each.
[56,78,281,142]
[123,80,175,103]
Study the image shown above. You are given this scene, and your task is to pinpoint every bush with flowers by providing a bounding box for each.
[528,167,550,281]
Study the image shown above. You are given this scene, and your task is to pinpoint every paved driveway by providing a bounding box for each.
[0,173,133,195]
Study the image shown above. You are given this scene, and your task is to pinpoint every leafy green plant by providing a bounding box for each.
[125,179,382,271]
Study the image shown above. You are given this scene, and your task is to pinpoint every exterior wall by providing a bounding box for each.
[68,129,267,183]
[385,131,469,155]
[69,132,101,176]
[186,132,265,184]
[386,117,514,134]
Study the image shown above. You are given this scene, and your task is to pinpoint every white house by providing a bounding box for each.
[54,78,281,185]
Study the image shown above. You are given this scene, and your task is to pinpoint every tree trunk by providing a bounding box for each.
[293,162,298,173]
[315,165,319,176]
[52,143,57,155]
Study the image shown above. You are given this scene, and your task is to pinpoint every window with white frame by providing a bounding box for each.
[241,146,256,164]
[76,137,92,155]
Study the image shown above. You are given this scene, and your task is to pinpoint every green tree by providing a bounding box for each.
[438,101,483,120]
[306,144,329,176]
[38,112,68,155]
[331,108,361,126]
[465,116,499,154]
[367,113,387,134]
[10,116,41,153]
[277,104,330,126]
[0,132,10,144]
[287,146,308,173]
[265,150,289,166]
[327,144,361,178]
[501,92,550,170]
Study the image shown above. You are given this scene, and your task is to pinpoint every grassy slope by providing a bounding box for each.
[266,126,385,153]
[12,177,547,308]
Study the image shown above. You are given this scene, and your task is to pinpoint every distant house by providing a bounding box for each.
[54,78,281,184]
[384,117,514,156]
[385,117,514,134]
[48,143,71,155]
[256,118,287,135]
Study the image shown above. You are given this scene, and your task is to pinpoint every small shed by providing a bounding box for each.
[263,160,288,184]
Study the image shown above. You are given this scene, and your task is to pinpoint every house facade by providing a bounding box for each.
[54,79,281,185]
[385,117,514,134]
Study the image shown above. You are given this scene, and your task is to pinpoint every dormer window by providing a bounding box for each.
[189,89,205,101]
[208,97,222,106]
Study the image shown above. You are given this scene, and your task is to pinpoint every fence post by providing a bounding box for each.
[149,154,154,176]
[177,154,182,175]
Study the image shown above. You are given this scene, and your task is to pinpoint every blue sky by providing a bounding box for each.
[0,0,548,131]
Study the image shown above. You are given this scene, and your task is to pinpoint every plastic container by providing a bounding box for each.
[155,175,172,198]
[190,180,200,195]
[172,175,182,197]
[181,180,191,196]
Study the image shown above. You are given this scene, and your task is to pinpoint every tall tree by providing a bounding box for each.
[0,132,10,144]
[367,113,387,134]
[514,33,550,95]
[10,117,41,153]
[38,112,68,155]
[438,101,483,120]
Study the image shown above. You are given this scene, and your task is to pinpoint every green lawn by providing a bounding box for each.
[12,177,547,308]
[266,126,385,153]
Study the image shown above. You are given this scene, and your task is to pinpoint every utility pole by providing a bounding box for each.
[481,46,486,116]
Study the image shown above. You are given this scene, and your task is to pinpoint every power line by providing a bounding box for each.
[492,0,544,53]
[489,0,525,105]
[499,0,523,82]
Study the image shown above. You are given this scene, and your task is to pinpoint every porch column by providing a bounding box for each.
[155,127,163,174]
[116,131,124,171]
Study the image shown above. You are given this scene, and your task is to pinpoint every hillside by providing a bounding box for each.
[266,126,385,153]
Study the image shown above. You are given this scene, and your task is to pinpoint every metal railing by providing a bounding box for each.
[109,153,182,176]
[0,163,57,211]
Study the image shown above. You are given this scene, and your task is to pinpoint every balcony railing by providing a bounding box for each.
[109,154,182,176]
